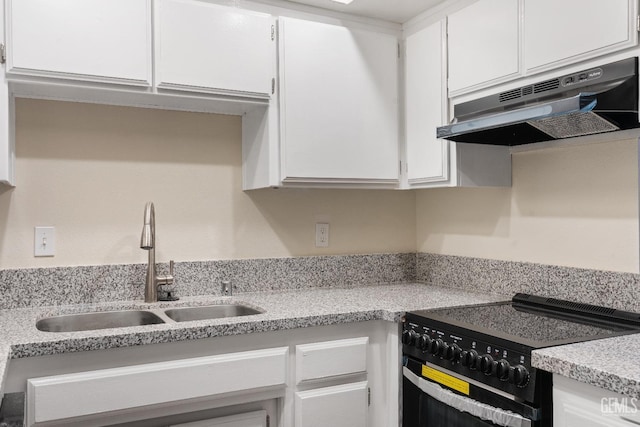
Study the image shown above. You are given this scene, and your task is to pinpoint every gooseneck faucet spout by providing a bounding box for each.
[140,202,173,303]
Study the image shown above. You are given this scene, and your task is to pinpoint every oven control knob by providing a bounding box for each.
[495,359,510,381]
[440,343,450,357]
[460,349,478,369]
[479,355,494,374]
[417,334,431,351]
[429,338,444,356]
[445,344,462,362]
[509,365,530,387]
[401,329,410,345]
[402,329,419,346]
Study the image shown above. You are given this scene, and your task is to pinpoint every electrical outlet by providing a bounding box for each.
[34,226,55,257]
[315,223,329,247]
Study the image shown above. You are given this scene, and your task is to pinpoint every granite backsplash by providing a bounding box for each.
[417,253,640,313]
[1,252,638,311]
[0,253,416,309]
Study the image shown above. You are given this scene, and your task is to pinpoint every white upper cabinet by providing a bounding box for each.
[447,0,520,96]
[524,0,637,73]
[404,20,511,188]
[405,21,449,185]
[155,0,274,98]
[446,0,637,96]
[6,0,152,86]
[279,17,399,186]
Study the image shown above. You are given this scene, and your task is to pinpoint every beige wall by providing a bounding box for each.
[3,99,639,273]
[0,99,416,269]
[416,138,639,273]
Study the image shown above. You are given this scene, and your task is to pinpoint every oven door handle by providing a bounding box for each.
[403,367,532,427]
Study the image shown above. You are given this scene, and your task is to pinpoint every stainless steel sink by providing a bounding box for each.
[36,310,165,332]
[164,304,263,322]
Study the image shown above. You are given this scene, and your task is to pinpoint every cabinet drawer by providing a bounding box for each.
[295,381,368,427]
[27,347,288,425]
[295,337,368,384]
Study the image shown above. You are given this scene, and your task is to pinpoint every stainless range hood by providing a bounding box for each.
[437,57,639,146]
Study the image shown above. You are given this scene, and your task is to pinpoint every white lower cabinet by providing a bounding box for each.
[554,374,640,427]
[9,321,399,427]
[27,347,288,426]
[294,337,370,426]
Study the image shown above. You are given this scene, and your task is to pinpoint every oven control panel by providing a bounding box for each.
[402,316,538,401]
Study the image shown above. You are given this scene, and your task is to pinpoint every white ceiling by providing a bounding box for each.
[282,0,448,23]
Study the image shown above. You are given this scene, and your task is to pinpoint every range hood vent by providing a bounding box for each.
[499,88,521,102]
[533,78,560,94]
[437,57,639,146]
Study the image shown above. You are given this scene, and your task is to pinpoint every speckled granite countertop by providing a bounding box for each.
[532,334,640,399]
[5,282,639,406]
[0,283,507,402]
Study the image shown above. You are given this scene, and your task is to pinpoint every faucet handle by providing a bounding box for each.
[156,260,175,287]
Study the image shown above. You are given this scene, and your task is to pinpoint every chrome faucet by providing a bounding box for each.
[140,202,174,303]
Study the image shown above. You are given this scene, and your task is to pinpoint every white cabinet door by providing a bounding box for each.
[6,0,152,86]
[279,17,399,186]
[447,0,520,95]
[524,0,636,73]
[155,0,274,98]
[554,374,640,427]
[404,21,511,188]
[295,381,368,427]
[405,20,449,186]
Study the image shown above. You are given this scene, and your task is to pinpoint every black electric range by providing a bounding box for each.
[402,294,640,427]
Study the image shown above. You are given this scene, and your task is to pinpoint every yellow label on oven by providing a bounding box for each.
[422,365,470,396]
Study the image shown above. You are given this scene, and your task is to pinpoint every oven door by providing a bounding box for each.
[402,363,537,427]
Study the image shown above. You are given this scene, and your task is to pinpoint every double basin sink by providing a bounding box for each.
[36,304,264,333]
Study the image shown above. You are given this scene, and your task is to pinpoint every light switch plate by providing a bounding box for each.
[34,226,55,257]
